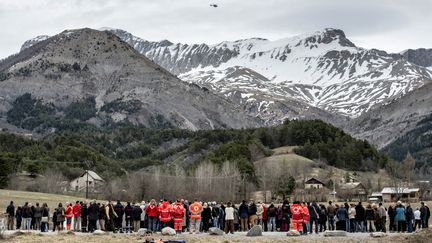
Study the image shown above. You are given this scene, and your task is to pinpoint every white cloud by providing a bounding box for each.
[1,0,432,58]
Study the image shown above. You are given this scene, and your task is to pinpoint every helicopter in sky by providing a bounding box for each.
[210,4,218,8]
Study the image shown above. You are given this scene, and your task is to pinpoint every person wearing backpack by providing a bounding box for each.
[172,199,185,234]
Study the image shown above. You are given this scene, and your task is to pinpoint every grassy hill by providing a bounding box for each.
[0,189,87,211]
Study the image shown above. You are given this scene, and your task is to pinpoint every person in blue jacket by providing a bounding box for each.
[395,201,406,232]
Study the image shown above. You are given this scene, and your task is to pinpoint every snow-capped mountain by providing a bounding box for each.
[20,28,432,120]
[107,28,432,117]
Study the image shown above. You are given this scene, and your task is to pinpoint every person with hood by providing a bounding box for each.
[98,203,106,231]
[113,200,125,233]
[239,200,249,231]
[172,199,185,234]
[308,201,320,234]
[56,203,66,231]
[146,199,159,232]
[201,203,212,232]
[355,202,366,232]
[267,203,277,232]
[124,202,134,233]
[132,202,142,232]
[327,201,336,231]
[81,201,88,232]
[189,199,202,234]
[6,201,15,230]
[65,202,73,230]
[405,203,414,233]
[15,205,22,230]
[290,201,304,234]
[88,200,99,232]
[395,202,406,232]
[72,201,81,231]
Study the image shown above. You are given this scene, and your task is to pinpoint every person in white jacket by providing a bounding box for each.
[140,201,146,228]
[414,207,422,231]
[224,202,235,234]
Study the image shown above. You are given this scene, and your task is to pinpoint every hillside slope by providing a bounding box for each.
[0,28,259,132]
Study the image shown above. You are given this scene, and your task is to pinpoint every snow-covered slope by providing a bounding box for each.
[20,28,432,119]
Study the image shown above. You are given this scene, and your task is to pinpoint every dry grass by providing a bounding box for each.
[0,189,87,211]
[6,231,431,243]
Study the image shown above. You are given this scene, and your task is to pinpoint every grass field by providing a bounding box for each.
[0,189,87,212]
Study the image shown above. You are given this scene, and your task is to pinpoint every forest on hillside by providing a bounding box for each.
[0,119,389,191]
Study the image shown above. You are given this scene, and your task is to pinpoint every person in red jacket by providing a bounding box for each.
[262,203,268,231]
[72,201,81,231]
[290,201,304,234]
[158,199,172,228]
[172,199,185,234]
[146,199,159,232]
[65,202,74,231]
[301,202,310,235]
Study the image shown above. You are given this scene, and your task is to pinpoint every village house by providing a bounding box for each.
[338,182,368,201]
[368,192,383,202]
[70,170,104,193]
[381,187,420,202]
[304,177,325,189]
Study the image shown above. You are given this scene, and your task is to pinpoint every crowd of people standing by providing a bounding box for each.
[4,199,431,235]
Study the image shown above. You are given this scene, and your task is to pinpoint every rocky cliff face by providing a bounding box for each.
[402,48,432,67]
[0,28,261,132]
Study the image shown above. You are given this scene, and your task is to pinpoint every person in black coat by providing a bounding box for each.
[124,202,134,233]
[388,205,396,232]
[88,200,99,232]
[113,201,124,233]
[355,202,366,232]
[98,203,106,231]
[132,203,142,232]
[201,203,212,232]
[15,205,22,230]
[81,201,89,232]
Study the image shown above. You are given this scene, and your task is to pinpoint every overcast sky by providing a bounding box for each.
[1,0,431,58]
